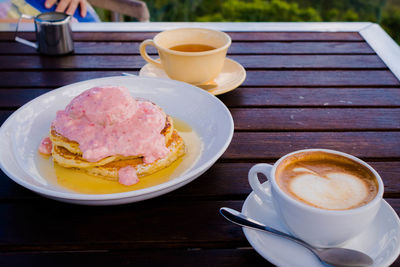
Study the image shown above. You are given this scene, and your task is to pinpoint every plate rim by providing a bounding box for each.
[0,75,234,201]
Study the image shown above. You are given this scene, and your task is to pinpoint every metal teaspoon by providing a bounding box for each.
[220,207,373,267]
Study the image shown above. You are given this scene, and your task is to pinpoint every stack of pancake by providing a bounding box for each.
[49,115,186,181]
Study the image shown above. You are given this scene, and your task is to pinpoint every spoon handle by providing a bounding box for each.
[219,207,315,251]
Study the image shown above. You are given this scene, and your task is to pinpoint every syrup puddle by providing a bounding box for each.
[36,118,203,194]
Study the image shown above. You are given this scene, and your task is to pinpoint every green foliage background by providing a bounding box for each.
[96,0,400,43]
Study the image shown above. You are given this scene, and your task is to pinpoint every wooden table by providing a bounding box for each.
[0,22,400,266]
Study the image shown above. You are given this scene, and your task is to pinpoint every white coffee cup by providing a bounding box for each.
[248,148,384,248]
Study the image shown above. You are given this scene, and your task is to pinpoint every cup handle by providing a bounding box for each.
[248,163,273,204]
[14,14,38,49]
[139,39,162,68]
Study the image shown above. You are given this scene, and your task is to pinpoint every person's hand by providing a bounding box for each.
[45,0,87,17]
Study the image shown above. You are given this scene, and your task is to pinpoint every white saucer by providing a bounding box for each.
[139,58,246,96]
[242,182,400,267]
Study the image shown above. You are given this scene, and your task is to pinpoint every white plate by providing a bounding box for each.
[139,58,246,95]
[242,182,400,267]
[0,76,234,205]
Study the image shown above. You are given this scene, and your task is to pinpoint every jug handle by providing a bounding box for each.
[14,14,38,49]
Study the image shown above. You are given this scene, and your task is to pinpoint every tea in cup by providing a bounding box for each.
[248,149,383,248]
[139,28,231,85]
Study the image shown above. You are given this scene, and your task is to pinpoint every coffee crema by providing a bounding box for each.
[169,44,216,52]
[276,151,378,210]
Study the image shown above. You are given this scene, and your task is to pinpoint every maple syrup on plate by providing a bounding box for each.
[36,118,203,194]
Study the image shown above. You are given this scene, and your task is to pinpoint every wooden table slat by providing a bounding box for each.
[219,87,400,107]
[232,108,400,130]
[0,55,386,70]
[245,70,400,86]
[225,132,400,159]
[0,249,269,267]
[0,41,375,55]
[2,88,400,109]
[0,70,398,87]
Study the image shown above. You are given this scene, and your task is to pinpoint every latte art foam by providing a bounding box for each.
[290,170,369,210]
[276,152,378,210]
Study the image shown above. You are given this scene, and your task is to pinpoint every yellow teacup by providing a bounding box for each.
[140,28,231,85]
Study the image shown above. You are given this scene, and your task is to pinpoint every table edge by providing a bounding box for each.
[1,21,373,32]
[360,24,400,81]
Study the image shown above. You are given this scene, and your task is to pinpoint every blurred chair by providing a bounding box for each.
[88,0,150,22]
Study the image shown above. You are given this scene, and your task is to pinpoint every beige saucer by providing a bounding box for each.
[139,58,246,95]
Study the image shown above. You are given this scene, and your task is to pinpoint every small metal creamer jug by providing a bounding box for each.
[15,12,74,55]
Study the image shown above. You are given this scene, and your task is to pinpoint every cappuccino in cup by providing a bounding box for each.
[275,151,378,210]
[248,149,384,247]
